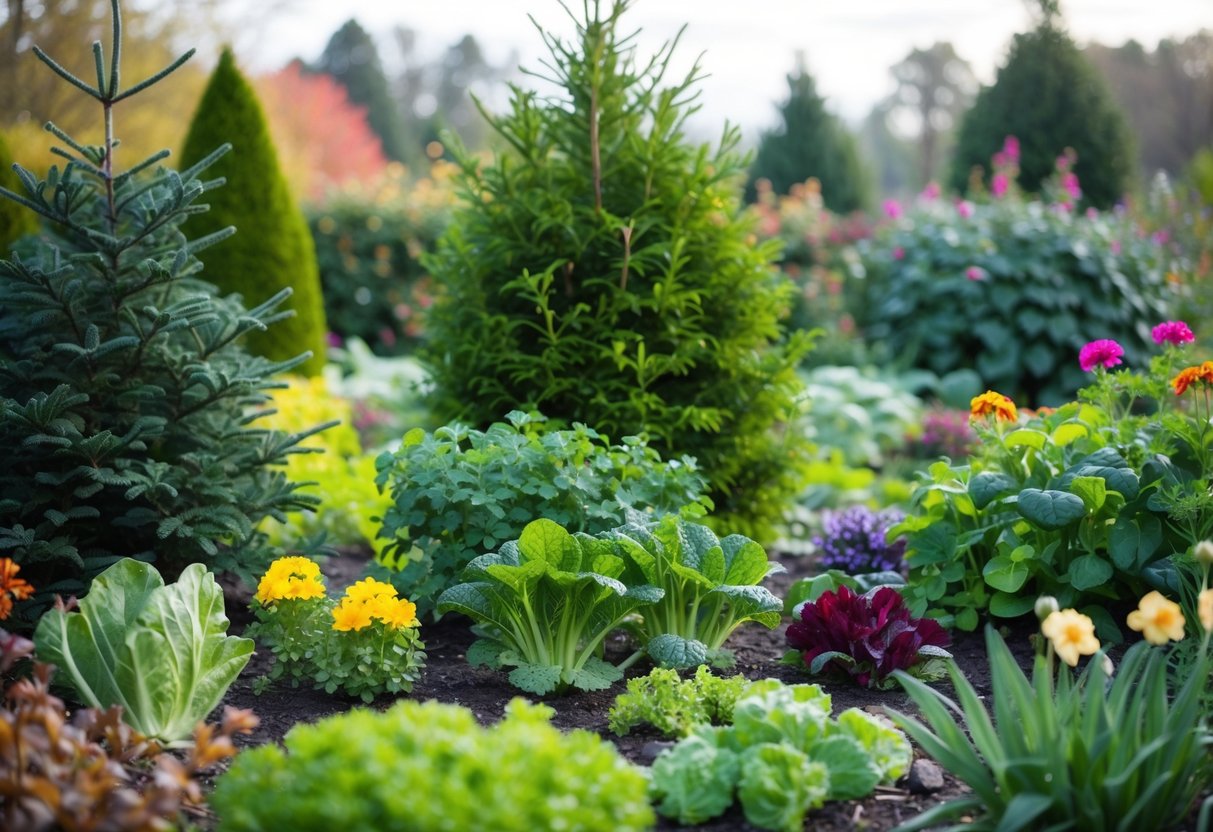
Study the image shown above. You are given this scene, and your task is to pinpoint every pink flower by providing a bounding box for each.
[1152,230,1170,246]
[1152,321,1195,346]
[1062,172,1081,200]
[1110,240,1122,255]
[920,182,940,200]
[1079,339,1124,372]
[883,199,903,220]
[965,266,986,281]
[892,246,905,261]
[991,173,1009,198]
[1002,135,1020,163]
[956,200,975,219]
[325,331,344,348]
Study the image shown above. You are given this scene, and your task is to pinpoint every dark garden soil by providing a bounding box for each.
[185,547,1054,832]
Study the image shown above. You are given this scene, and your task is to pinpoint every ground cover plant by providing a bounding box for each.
[0,4,322,622]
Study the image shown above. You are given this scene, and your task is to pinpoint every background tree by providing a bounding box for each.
[856,102,917,200]
[950,2,1135,207]
[313,19,411,166]
[257,59,389,202]
[746,53,870,212]
[180,48,327,376]
[886,42,976,187]
[0,131,37,252]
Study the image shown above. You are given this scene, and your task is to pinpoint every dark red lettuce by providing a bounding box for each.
[785,585,950,689]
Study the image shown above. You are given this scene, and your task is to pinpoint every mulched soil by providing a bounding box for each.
[193,547,1046,832]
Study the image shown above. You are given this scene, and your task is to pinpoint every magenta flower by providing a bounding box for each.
[325,331,344,348]
[892,246,905,261]
[1079,339,1124,372]
[1110,240,1122,255]
[1062,172,1081,200]
[965,266,985,281]
[1152,320,1195,346]
[919,182,940,200]
[1002,136,1020,162]
[991,172,1009,198]
[883,198,903,220]
[956,200,975,219]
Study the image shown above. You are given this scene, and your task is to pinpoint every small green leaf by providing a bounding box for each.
[507,663,564,695]
[1069,554,1113,591]
[982,556,1029,593]
[1016,488,1086,530]
[566,656,623,691]
[954,607,980,631]
[1068,476,1106,513]
[1051,423,1088,446]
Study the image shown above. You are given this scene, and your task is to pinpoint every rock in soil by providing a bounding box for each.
[905,758,946,794]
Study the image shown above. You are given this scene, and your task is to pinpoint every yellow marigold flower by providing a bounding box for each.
[254,556,326,603]
[280,577,326,601]
[1171,361,1213,396]
[377,598,419,629]
[1199,589,1213,633]
[344,577,397,604]
[332,600,374,632]
[970,390,1017,423]
[1041,608,1101,667]
[1126,591,1185,645]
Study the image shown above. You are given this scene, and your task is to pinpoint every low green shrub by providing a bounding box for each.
[212,698,654,832]
[375,410,708,617]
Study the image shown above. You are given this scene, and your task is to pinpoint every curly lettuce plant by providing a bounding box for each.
[888,604,1213,832]
[213,698,654,832]
[33,558,252,744]
[435,518,663,695]
[649,679,912,832]
[245,558,425,702]
[607,513,784,669]
[784,585,951,689]
[376,410,708,617]
[608,665,752,737]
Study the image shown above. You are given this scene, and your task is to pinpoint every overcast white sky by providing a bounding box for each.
[240,0,1212,142]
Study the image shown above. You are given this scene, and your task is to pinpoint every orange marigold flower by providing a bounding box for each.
[0,558,34,619]
[970,390,1018,422]
[1171,361,1213,396]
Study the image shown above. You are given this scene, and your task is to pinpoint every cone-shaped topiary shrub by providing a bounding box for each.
[180,48,327,376]
[0,132,38,253]
[0,0,323,628]
[421,0,813,542]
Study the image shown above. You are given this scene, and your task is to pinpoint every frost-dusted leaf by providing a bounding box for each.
[508,662,564,695]
[1016,488,1086,530]
[648,634,709,669]
[711,584,783,629]
[720,535,770,585]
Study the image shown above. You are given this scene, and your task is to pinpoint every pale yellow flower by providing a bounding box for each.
[1195,541,1213,567]
[1199,589,1213,633]
[1126,591,1185,645]
[1041,609,1101,667]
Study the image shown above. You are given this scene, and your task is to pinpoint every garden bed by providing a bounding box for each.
[205,548,1035,832]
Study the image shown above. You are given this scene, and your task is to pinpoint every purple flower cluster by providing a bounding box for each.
[813,506,906,575]
[917,408,974,461]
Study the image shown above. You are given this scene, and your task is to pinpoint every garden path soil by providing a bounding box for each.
[198,550,1054,831]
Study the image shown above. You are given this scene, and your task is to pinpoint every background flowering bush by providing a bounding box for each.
[853,153,1174,406]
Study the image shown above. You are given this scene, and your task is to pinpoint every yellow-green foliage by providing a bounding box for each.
[180,49,327,376]
[257,375,388,553]
[0,132,38,252]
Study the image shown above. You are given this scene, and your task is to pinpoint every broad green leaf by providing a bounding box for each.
[711,584,783,630]
[906,521,959,566]
[1068,554,1113,591]
[465,639,507,668]
[954,606,980,630]
[1016,488,1086,530]
[813,733,881,800]
[648,634,710,669]
[833,708,913,782]
[1004,429,1047,450]
[731,683,831,752]
[720,535,771,585]
[508,663,564,695]
[988,592,1035,618]
[1068,476,1106,513]
[737,744,829,832]
[1051,423,1088,446]
[982,556,1029,593]
[677,521,722,568]
[1109,515,1163,571]
[969,472,1018,510]
[518,518,582,571]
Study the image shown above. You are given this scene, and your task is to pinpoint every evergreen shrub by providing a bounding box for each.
[421,0,813,541]
[180,48,328,376]
[0,132,38,252]
[0,1,320,625]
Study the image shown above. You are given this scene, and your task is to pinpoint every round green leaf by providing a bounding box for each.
[982,555,1030,593]
[1016,488,1086,530]
[1068,554,1113,591]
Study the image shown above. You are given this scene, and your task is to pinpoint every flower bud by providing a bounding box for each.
[1035,596,1059,621]
[1195,540,1213,567]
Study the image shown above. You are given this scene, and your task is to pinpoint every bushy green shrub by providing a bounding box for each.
[950,13,1134,208]
[420,0,813,542]
[309,162,454,355]
[0,132,37,252]
[375,410,709,616]
[854,177,1172,406]
[212,698,654,832]
[0,9,318,624]
[180,48,328,376]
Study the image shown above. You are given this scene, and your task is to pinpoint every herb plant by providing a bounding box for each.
[649,679,912,831]
[608,514,784,668]
[608,665,751,737]
[1,630,258,832]
[420,0,814,542]
[376,410,707,617]
[0,0,320,617]
[212,698,654,832]
[889,623,1213,832]
[436,518,663,695]
[783,585,951,689]
[246,558,425,702]
[33,558,252,744]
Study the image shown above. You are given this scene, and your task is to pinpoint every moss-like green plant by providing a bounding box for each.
[421,0,813,542]
[180,48,327,376]
[0,132,38,252]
